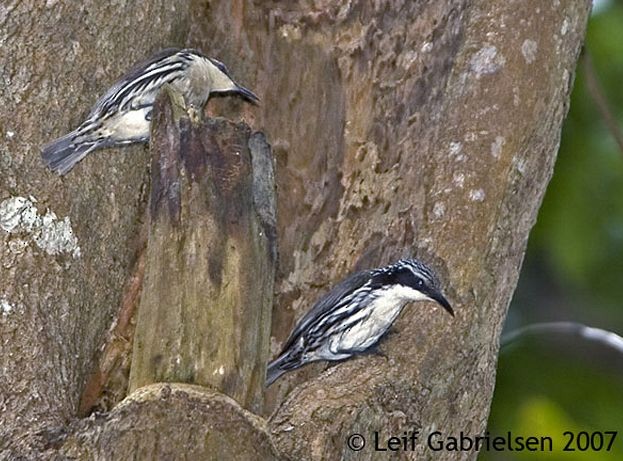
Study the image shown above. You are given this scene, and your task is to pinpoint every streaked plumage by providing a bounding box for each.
[42,48,259,175]
[266,258,453,386]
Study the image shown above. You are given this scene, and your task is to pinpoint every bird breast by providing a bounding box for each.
[105,107,151,142]
[331,292,412,353]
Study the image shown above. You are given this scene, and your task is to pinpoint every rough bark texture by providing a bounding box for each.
[0,2,188,457]
[188,0,590,459]
[128,90,276,414]
[56,384,279,460]
[0,0,590,460]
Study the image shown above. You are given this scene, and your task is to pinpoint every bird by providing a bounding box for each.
[42,48,259,175]
[266,258,453,386]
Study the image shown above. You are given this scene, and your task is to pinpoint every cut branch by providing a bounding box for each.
[57,384,279,460]
[128,88,276,413]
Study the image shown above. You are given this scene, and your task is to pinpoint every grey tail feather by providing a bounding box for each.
[41,130,102,175]
[265,353,297,387]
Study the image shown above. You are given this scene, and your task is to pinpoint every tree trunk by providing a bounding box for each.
[0,2,189,458]
[0,1,590,460]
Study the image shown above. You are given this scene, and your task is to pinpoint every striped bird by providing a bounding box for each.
[42,48,259,175]
[266,258,453,386]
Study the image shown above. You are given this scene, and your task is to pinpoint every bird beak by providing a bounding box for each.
[431,292,454,317]
[235,84,260,104]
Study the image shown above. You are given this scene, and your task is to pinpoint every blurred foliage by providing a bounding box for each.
[526,1,623,326]
[484,2,623,460]
[485,340,623,460]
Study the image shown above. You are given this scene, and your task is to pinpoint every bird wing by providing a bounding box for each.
[88,48,190,118]
[280,269,373,353]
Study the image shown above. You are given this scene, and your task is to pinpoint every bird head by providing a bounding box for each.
[206,57,260,104]
[372,259,454,316]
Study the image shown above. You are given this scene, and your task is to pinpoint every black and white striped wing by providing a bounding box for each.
[88,48,194,118]
[280,269,374,353]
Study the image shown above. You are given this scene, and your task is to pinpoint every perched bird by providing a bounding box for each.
[42,48,259,175]
[266,258,453,386]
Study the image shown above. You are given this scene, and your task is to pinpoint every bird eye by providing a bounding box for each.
[416,278,424,287]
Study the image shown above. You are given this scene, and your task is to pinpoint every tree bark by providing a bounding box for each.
[58,383,278,461]
[0,0,590,460]
[0,2,188,457]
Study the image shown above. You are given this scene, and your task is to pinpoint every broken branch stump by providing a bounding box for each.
[128,89,276,414]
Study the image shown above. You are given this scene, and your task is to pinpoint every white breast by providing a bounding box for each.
[326,285,430,355]
[107,107,151,142]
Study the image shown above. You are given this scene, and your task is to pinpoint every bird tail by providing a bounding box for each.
[265,353,298,387]
[41,125,104,175]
